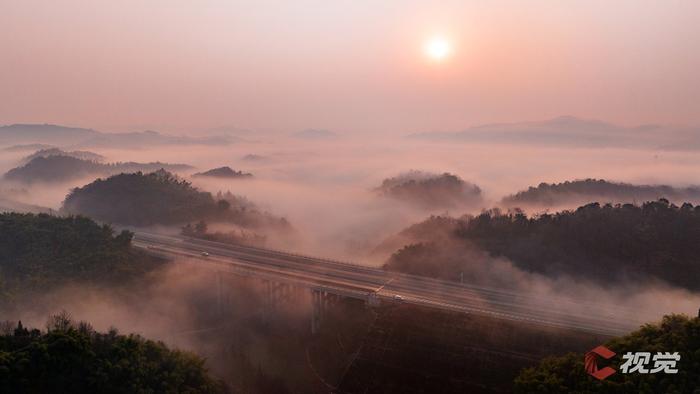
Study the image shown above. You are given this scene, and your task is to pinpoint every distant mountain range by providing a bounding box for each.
[292,129,338,139]
[2,143,56,152]
[0,124,98,146]
[408,116,700,150]
[241,154,266,162]
[4,155,193,183]
[0,124,239,149]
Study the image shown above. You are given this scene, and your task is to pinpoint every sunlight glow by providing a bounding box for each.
[424,36,452,61]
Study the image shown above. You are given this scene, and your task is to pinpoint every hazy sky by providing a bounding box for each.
[2,0,699,133]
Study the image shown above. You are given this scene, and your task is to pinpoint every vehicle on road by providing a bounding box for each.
[200,251,210,257]
[393,294,404,301]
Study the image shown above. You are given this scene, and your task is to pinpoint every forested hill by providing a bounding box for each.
[375,171,483,209]
[515,314,700,392]
[21,147,105,163]
[193,166,252,178]
[0,314,225,393]
[62,170,292,231]
[4,155,192,183]
[0,213,162,299]
[502,178,700,208]
[385,199,700,291]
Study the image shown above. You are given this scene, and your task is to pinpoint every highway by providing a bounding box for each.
[133,231,657,336]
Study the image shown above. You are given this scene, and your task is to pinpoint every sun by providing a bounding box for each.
[424,36,452,61]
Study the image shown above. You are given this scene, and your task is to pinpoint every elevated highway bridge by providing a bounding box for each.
[133,230,654,336]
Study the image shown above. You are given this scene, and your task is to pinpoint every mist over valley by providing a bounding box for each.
[4,2,700,390]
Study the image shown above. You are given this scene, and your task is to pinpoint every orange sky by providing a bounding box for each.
[1,1,699,133]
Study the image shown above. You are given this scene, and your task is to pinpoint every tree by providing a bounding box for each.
[514,315,700,393]
[195,220,208,235]
[0,316,227,393]
[217,199,231,211]
[0,213,162,302]
[61,170,292,233]
[114,229,133,247]
[385,200,700,291]
[182,223,195,236]
[375,171,483,209]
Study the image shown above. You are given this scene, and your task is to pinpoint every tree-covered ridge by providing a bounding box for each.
[0,213,160,297]
[5,156,101,182]
[375,171,483,209]
[193,166,252,178]
[0,123,236,148]
[0,313,225,393]
[62,170,292,231]
[502,178,700,208]
[514,314,700,393]
[2,143,55,153]
[21,147,105,163]
[4,154,193,183]
[385,200,700,291]
[62,170,216,226]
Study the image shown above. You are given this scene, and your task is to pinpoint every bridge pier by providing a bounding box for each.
[216,270,224,317]
[311,290,322,334]
[311,289,339,335]
[261,280,298,322]
[366,292,380,308]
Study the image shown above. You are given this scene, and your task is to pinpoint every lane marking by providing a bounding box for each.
[373,278,395,294]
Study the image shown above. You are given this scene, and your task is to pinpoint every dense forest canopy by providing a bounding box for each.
[385,199,700,291]
[62,170,292,231]
[515,314,700,393]
[62,170,220,226]
[4,155,192,183]
[0,213,161,300]
[502,178,700,208]
[0,313,225,393]
[376,171,483,209]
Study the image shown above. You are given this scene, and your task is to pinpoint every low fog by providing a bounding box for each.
[3,131,700,259]
[4,252,700,387]
[4,125,700,389]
